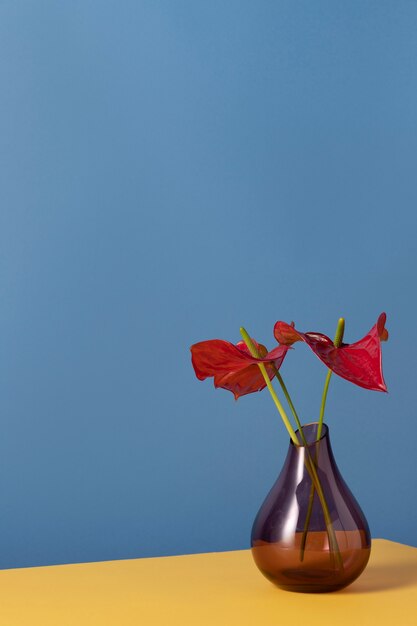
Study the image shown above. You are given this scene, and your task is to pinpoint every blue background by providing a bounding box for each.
[1,1,416,568]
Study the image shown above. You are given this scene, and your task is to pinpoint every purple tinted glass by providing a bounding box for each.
[251,423,371,592]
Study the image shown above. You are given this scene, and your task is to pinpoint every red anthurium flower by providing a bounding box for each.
[273,313,388,392]
[190,338,289,400]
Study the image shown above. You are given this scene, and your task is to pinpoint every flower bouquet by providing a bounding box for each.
[190,314,388,592]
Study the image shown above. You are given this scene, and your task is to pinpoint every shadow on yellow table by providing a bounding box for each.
[0,539,415,625]
[341,542,417,594]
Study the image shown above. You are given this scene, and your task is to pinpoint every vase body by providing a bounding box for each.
[251,423,371,593]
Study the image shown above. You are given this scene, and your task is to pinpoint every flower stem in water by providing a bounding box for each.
[240,326,343,568]
[300,318,345,562]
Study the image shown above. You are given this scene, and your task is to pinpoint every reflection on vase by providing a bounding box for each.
[251,423,371,593]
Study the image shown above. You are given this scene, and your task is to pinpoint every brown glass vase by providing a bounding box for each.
[251,423,371,593]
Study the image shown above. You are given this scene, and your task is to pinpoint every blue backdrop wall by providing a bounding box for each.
[1,1,416,568]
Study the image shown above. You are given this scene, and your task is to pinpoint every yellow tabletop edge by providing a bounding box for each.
[0,537,415,574]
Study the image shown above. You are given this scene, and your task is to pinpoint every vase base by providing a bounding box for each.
[274,583,349,594]
[252,532,371,593]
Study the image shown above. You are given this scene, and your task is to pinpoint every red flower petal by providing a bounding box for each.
[190,338,289,399]
[273,313,388,392]
[215,363,276,400]
[191,340,256,381]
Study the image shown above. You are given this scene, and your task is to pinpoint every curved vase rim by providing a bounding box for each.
[291,422,329,448]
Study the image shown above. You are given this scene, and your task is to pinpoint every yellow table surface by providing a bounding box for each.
[0,539,416,625]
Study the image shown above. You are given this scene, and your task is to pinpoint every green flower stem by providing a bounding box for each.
[239,327,300,445]
[301,452,343,568]
[272,372,342,566]
[273,368,307,443]
[272,368,341,561]
[240,327,342,568]
[317,318,345,440]
[300,317,345,562]
[299,484,315,560]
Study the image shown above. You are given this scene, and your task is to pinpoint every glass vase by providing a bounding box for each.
[251,423,371,593]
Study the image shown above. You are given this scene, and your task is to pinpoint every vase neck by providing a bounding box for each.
[287,422,336,472]
[292,422,329,447]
